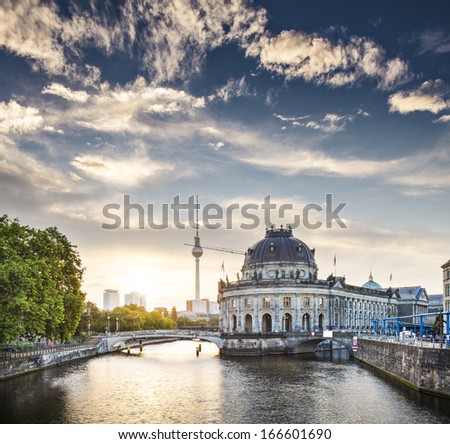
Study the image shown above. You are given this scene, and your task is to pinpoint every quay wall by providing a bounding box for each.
[0,346,98,381]
[353,339,450,398]
[0,337,181,381]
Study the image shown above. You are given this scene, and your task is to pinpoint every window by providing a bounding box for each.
[263,297,271,307]
[319,297,324,307]
[244,298,252,308]
[304,297,310,307]
[231,299,237,309]
[283,297,291,307]
[446,285,450,297]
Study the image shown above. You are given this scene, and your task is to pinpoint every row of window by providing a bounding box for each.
[226,296,391,311]
[230,296,323,309]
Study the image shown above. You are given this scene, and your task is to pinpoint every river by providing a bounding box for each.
[0,340,449,424]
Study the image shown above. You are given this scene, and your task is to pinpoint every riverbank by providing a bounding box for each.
[0,337,179,381]
[353,338,450,399]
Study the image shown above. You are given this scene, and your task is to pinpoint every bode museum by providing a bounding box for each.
[218,226,399,355]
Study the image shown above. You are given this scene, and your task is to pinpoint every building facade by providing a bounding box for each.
[103,289,120,311]
[124,291,147,309]
[218,227,398,336]
[428,294,443,314]
[396,286,429,318]
[442,260,450,312]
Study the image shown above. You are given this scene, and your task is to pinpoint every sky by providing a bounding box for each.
[1,0,450,311]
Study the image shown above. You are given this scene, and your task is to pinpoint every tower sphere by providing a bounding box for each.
[192,245,203,258]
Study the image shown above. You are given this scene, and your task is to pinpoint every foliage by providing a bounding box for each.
[76,301,177,334]
[170,306,178,322]
[0,216,85,342]
[177,316,210,327]
[76,301,103,335]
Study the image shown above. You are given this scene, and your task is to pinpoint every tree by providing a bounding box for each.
[170,306,178,322]
[0,216,85,342]
[110,306,143,332]
[76,301,103,335]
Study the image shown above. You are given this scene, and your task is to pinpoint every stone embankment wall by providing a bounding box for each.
[353,339,450,398]
[0,346,98,381]
[0,337,181,380]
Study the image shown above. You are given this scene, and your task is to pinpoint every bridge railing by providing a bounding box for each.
[0,338,100,361]
[359,333,449,349]
[105,329,221,338]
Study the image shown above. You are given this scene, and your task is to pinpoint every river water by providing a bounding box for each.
[0,340,449,424]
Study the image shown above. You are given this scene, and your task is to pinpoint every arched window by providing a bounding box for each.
[302,313,310,331]
[232,314,237,332]
[318,313,325,329]
[283,313,293,332]
[262,313,272,332]
[245,314,252,333]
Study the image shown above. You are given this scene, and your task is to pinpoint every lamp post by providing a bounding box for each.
[87,307,91,336]
[107,316,110,335]
[116,317,119,334]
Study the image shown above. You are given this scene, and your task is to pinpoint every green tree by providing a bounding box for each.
[110,306,143,332]
[76,301,103,335]
[142,311,176,330]
[0,216,85,342]
[170,306,178,322]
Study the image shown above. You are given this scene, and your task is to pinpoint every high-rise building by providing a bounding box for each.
[103,289,120,311]
[124,291,147,310]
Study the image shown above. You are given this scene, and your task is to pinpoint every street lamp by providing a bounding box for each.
[116,317,119,334]
[87,307,91,336]
[107,316,110,335]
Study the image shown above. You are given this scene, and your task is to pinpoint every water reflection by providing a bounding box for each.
[0,341,449,424]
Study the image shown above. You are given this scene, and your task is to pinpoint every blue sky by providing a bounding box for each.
[1,0,450,310]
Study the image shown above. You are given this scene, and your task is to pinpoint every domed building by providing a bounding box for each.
[362,272,382,290]
[218,227,398,355]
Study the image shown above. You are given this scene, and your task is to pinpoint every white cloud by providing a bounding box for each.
[0,0,411,93]
[42,83,90,103]
[0,135,72,192]
[275,110,369,133]
[434,114,450,123]
[0,100,43,133]
[212,122,450,194]
[208,141,225,151]
[120,0,267,83]
[248,30,410,89]
[70,150,174,187]
[388,79,450,114]
[45,77,206,134]
[0,0,66,74]
[211,77,252,102]
[415,29,450,55]
[43,125,64,134]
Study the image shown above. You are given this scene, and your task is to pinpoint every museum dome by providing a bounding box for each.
[243,227,316,268]
[362,272,382,290]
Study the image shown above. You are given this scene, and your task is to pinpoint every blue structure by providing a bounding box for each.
[373,311,450,337]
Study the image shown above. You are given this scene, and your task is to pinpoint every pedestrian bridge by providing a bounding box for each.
[97,330,358,354]
[98,330,224,353]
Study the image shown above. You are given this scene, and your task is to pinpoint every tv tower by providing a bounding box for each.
[191,196,203,302]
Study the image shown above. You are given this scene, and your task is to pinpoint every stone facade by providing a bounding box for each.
[219,228,398,344]
[354,339,450,398]
[442,259,450,313]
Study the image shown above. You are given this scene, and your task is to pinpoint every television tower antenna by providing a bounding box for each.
[191,195,203,301]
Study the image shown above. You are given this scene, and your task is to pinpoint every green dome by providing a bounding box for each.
[362,272,382,290]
